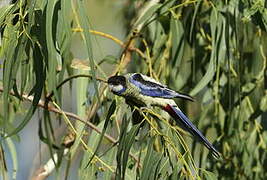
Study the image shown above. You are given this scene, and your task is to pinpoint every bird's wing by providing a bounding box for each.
[163,104,220,158]
[129,73,193,101]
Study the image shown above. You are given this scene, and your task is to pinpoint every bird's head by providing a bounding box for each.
[107,75,127,95]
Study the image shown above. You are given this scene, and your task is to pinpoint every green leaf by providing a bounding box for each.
[260,94,267,111]
[201,169,218,180]
[116,116,140,180]
[190,8,224,96]
[0,4,15,26]
[189,0,202,43]
[4,137,17,180]
[2,23,17,129]
[103,147,116,180]
[0,143,8,180]
[99,55,118,65]
[140,137,162,180]
[170,18,184,68]
[134,4,161,29]
[122,125,140,178]
[190,58,215,96]
[77,0,100,102]
[85,100,116,168]
[79,122,104,179]
[6,38,46,137]
[242,82,256,94]
[46,0,60,100]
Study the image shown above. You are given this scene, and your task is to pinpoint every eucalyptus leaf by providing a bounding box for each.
[135,4,161,29]
[85,100,116,168]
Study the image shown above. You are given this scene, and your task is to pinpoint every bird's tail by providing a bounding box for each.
[163,104,220,158]
[175,93,195,102]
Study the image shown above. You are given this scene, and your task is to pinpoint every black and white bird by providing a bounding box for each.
[107,73,220,158]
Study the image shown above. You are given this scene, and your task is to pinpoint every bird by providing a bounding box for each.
[107,73,220,158]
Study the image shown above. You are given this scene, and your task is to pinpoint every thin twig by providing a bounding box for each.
[0,87,140,165]
[0,87,114,141]
[46,74,107,100]
[72,28,146,59]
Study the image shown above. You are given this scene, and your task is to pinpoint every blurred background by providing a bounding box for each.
[0,0,267,179]
[0,0,127,179]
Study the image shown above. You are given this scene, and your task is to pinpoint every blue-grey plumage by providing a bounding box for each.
[108,73,220,158]
[129,73,194,101]
[164,104,220,158]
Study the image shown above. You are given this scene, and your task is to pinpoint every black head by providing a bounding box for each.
[107,75,127,95]
[107,75,126,86]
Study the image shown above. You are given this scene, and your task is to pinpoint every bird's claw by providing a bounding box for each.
[140,107,150,112]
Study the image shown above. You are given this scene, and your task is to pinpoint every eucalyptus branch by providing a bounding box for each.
[0,86,114,142]
[46,74,107,100]
[0,87,140,165]
[72,28,146,59]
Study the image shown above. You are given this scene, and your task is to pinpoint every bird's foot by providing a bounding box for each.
[140,107,150,112]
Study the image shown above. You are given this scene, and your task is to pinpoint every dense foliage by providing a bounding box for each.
[0,0,266,179]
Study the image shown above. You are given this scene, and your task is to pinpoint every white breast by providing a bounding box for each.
[140,94,177,107]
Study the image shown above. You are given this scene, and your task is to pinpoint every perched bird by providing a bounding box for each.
[108,73,220,158]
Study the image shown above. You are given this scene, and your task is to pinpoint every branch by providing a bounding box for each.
[72,28,146,59]
[0,87,140,165]
[0,86,115,142]
[46,74,107,101]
